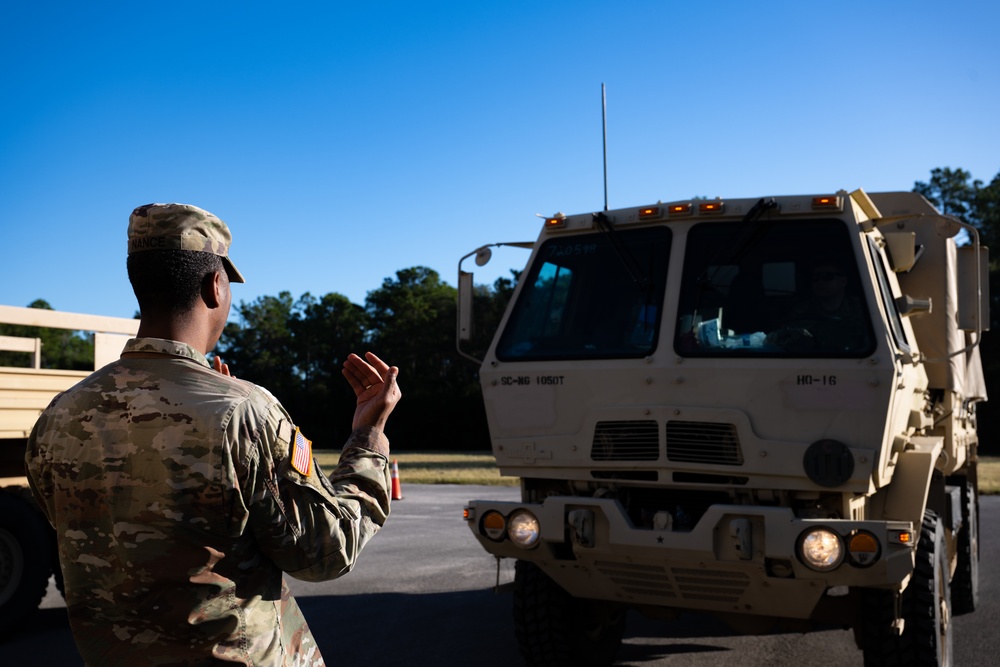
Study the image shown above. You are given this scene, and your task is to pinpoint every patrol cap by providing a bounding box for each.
[127,203,245,283]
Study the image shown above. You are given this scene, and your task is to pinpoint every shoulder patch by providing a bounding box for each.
[291,427,313,477]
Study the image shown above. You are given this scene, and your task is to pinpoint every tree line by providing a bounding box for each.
[4,167,999,452]
[215,267,517,450]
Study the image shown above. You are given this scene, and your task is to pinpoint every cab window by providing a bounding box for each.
[496,226,671,361]
[675,220,876,358]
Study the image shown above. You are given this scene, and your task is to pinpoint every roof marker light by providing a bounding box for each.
[545,213,566,229]
[638,206,662,220]
[812,196,841,210]
[668,203,692,217]
[699,201,724,214]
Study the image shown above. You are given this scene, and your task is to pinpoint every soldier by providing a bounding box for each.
[25,203,401,665]
[767,261,872,354]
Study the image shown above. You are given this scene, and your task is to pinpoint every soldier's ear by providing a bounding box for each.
[202,270,226,309]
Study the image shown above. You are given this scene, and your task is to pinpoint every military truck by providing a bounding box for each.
[458,190,985,666]
[0,304,138,629]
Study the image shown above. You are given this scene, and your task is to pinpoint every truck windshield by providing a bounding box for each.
[496,226,671,361]
[675,219,875,358]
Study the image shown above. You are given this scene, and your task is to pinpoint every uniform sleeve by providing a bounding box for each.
[227,395,392,582]
[24,401,57,526]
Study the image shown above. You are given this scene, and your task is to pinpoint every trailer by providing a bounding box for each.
[0,304,137,630]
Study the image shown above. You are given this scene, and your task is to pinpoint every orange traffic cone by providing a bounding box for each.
[391,459,403,500]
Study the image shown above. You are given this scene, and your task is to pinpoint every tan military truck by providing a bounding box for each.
[459,190,985,666]
[0,304,137,629]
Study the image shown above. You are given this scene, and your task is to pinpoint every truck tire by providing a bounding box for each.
[512,560,625,667]
[950,482,978,615]
[0,492,55,635]
[860,510,952,666]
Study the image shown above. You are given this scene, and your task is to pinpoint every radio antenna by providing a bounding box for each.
[602,82,609,211]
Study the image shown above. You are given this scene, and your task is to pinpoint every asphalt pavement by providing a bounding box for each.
[3,486,998,666]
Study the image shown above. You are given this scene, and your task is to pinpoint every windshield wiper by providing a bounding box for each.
[687,197,780,324]
[593,212,649,289]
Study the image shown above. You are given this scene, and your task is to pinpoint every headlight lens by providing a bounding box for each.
[799,528,844,571]
[507,510,541,549]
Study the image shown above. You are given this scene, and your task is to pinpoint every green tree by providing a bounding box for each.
[291,292,368,386]
[365,266,487,449]
[288,292,370,444]
[365,267,463,387]
[913,166,1000,320]
[913,166,1000,262]
[218,292,299,401]
[217,291,375,447]
[972,171,1000,254]
[214,270,512,450]
[464,271,520,360]
[914,167,979,221]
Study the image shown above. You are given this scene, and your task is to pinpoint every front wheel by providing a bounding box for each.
[512,560,626,667]
[0,492,56,636]
[859,510,952,666]
[906,510,953,665]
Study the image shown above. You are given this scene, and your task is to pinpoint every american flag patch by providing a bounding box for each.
[291,427,312,477]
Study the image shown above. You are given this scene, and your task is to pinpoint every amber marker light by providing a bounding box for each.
[889,530,914,545]
[698,201,724,214]
[811,195,841,209]
[668,203,692,217]
[481,510,507,541]
[847,531,881,567]
[638,206,662,219]
[545,214,566,229]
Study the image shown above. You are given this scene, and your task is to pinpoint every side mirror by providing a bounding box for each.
[458,271,474,342]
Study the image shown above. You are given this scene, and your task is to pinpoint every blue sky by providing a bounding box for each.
[2,1,998,321]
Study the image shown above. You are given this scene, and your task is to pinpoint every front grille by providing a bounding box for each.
[591,420,660,461]
[594,561,676,598]
[666,421,744,466]
[594,561,750,603]
[672,567,750,602]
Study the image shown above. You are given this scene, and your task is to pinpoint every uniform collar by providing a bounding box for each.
[122,337,211,368]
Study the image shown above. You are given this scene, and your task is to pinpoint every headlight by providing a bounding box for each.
[799,527,844,571]
[507,510,540,549]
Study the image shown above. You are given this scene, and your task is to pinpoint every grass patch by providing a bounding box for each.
[314,451,1000,493]
[980,456,999,495]
[314,450,518,486]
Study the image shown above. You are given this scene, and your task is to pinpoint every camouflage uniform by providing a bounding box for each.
[25,336,391,666]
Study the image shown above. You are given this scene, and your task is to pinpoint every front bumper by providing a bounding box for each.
[466,496,915,619]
